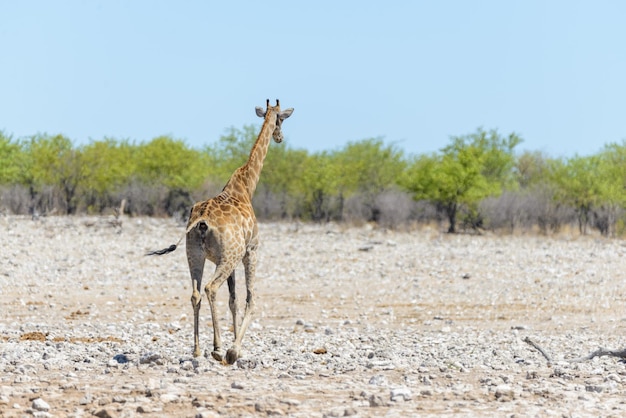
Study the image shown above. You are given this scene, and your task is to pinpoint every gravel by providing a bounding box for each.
[2,215,626,417]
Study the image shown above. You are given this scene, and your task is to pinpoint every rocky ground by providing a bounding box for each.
[2,215,626,417]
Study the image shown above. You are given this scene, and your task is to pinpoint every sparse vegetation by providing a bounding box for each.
[2,128,626,236]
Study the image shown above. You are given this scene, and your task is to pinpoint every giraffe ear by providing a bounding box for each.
[255,106,266,118]
[279,108,294,120]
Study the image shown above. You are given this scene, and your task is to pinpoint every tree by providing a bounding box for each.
[550,155,603,235]
[134,136,208,215]
[135,136,207,190]
[0,132,22,184]
[20,134,83,214]
[256,143,309,219]
[515,151,552,190]
[334,138,406,222]
[592,142,626,236]
[401,128,521,233]
[299,151,340,221]
[81,138,136,212]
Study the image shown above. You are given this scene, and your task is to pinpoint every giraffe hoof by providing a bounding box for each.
[211,350,224,362]
[225,348,240,365]
[193,348,202,358]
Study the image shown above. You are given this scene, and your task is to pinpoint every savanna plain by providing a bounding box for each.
[2,215,626,417]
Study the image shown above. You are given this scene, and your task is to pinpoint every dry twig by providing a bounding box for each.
[523,337,553,364]
[523,336,626,364]
[569,348,626,363]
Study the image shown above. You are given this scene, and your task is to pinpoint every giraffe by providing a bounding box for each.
[147,99,294,364]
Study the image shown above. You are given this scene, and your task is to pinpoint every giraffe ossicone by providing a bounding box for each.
[148,99,293,364]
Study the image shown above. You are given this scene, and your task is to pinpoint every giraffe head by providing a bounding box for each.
[255,99,294,143]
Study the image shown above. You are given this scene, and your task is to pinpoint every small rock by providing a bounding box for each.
[366,360,395,370]
[32,398,50,411]
[390,387,412,401]
[94,409,114,418]
[586,385,604,393]
[113,354,129,364]
[606,373,622,383]
[236,358,257,369]
[322,409,344,417]
[368,375,388,386]
[140,353,163,365]
[160,393,180,403]
[231,382,244,390]
[181,361,194,371]
[265,408,285,416]
[279,399,301,406]
[495,384,514,400]
[195,411,220,418]
[344,407,358,416]
[369,394,385,407]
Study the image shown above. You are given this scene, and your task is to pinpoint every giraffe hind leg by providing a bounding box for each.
[186,226,206,358]
[191,289,202,358]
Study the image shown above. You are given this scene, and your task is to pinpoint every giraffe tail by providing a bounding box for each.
[145,244,178,256]
[145,234,185,256]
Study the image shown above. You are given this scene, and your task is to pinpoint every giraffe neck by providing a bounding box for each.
[225,111,276,199]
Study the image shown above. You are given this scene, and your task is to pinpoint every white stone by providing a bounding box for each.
[390,387,412,402]
[32,398,50,411]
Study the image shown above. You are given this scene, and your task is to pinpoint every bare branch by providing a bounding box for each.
[569,347,626,363]
[523,336,553,364]
[524,336,626,364]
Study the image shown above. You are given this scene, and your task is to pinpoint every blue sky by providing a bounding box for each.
[1,1,625,157]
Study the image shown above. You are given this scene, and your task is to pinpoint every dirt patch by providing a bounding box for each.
[19,331,47,342]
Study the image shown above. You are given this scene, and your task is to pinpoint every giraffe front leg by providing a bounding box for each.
[205,266,233,363]
[205,281,224,362]
[226,249,257,365]
[227,272,239,342]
